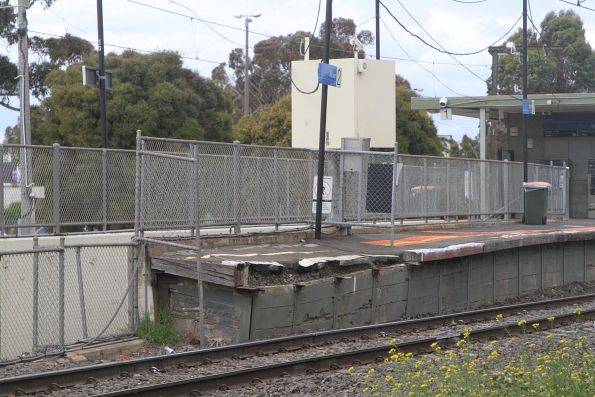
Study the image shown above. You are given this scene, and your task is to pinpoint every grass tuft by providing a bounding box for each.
[136,309,183,346]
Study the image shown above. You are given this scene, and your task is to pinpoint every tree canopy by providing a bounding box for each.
[217,18,374,116]
[31,49,233,148]
[491,10,595,94]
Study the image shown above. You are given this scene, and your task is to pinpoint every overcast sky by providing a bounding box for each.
[1,0,594,142]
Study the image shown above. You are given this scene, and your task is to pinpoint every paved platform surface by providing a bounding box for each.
[193,220,595,266]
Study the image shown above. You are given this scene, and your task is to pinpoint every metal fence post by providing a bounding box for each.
[75,245,88,340]
[0,144,4,236]
[102,148,108,231]
[273,148,279,230]
[503,160,509,219]
[357,153,364,222]
[390,143,398,247]
[338,151,345,223]
[58,237,65,350]
[446,159,451,219]
[232,140,241,234]
[133,130,142,326]
[52,144,60,234]
[423,158,428,222]
[194,142,205,347]
[32,236,39,350]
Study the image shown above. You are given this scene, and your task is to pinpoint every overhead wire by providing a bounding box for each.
[379,0,522,56]
[165,0,244,47]
[559,0,595,12]
[292,0,322,95]
[390,0,491,84]
[380,17,482,99]
[126,0,273,38]
[28,29,222,64]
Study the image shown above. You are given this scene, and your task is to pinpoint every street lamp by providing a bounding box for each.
[234,14,261,116]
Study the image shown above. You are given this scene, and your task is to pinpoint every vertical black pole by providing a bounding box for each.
[314,0,332,240]
[97,0,108,148]
[375,0,380,60]
[522,0,528,182]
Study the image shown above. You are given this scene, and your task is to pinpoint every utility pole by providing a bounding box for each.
[522,0,528,182]
[17,0,32,234]
[96,0,108,148]
[375,0,380,60]
[234,14,261,116]
[488,45,507,160]
[314,0,332,240]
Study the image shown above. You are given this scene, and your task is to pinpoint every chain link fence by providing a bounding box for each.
[0,144,135,236]
[0,240,137,362]
[0,138,568,235]
[139,136,568,232]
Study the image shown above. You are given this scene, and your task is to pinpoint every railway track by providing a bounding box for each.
[3,293,595,396]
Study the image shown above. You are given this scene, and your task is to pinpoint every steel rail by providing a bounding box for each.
[93,307,595,396]
[2,294,594,396]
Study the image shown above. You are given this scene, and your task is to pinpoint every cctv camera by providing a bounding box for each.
[349,37,364,52]
[439,97,448,108]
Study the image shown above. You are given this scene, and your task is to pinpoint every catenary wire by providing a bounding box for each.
[390,0,492,83]
[379,0,522,56]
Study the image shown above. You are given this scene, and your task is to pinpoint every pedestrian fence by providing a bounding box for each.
[0,239,138,362]
[0,139,567,236]
[138,135,567,233]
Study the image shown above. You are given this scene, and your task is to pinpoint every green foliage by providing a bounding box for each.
[395,78,442,156]
[492,10,595,94]
[234,94,291,146]
[4,202,20,225]
[135,309,182,346]
[448,134,479,159]
[32,50,234,149]
[357,322,595,396]
[223,18,373,115]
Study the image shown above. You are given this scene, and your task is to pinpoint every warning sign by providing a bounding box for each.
[312,176,333,214]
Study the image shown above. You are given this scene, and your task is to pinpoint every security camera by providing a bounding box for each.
[439,97,448,108]
[349,37,364,52]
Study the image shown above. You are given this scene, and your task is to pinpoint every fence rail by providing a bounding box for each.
[139,136,568,232]
[0,138,567,236]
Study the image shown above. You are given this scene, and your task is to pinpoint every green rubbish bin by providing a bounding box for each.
[523,182,551,225]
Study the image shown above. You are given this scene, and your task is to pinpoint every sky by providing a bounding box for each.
[0,0,594,143]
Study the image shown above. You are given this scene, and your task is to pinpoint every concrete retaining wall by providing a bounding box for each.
[156,240,595,344]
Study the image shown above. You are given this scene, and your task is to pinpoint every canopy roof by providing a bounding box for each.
[411,93,595,118]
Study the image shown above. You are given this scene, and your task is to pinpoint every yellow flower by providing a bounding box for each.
[496,313,503,321]
[529,343,537,349]
[532,323,540,330]
[490,340,498,346]
[489,350,499,360]
[518,319,527,327]
[385,375,394,383]
[547,316,555,322]
[573,307,582,316]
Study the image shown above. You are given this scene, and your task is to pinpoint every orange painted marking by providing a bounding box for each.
[363,226,595,247]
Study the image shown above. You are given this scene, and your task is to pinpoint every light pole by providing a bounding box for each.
[234,14,261,116]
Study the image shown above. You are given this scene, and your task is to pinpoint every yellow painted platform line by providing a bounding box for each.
[363,226,595,248]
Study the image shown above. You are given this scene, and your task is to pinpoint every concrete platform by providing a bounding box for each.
[149,220,595,344]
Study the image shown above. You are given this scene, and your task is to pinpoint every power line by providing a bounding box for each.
[28,29,222,64]
[379,0,522,56]
[390,0,490,83]
[126,0,273,38]
[559,0,595,12]
[380,18,481,99]
[165,0,244,47]
[371,53,490,68]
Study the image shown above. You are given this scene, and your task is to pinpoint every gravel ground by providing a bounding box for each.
[4,290,594,396]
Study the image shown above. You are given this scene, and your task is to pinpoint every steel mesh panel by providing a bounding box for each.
[0,253,35,361]
[197,154,235,225]
[78,246,131,338]
[142,154,193,228]
[425,158,448,216]
[59,149,103,224]
[106,151,136,224]
[399,156,425,217]
[63,248,84,344]
[36,251,62,352]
